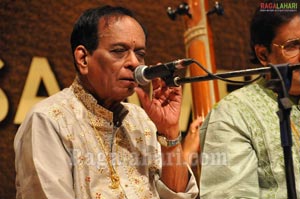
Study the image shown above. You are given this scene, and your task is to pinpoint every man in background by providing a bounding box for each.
[200,1,300,198]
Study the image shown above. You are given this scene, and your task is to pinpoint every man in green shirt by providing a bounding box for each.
[200,2,300,198]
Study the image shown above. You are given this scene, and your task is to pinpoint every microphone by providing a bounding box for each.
[134,58,193,86]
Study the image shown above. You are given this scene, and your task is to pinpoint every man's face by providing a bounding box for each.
[268,15,300,95]
[85,16,146,106]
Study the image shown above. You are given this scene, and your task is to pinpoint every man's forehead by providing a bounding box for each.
[98,15,145,42]
[99,15,123,29]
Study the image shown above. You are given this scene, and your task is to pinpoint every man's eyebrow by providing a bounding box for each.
[110,42,129,48]
[110,42,146,50]
[135,46,146,51]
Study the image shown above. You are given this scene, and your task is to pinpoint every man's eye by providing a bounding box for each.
[135,50,146,58]
[285,41,300,50]
[112,48,126,53]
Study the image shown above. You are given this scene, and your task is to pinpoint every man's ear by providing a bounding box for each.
[74,45,89,75]
[254,44,269,66]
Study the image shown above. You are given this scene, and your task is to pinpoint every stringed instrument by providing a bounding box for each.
[167,0,223,185]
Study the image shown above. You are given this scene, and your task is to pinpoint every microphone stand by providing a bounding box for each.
[175,63,299,199]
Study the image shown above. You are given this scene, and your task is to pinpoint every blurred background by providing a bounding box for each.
[0,0,260,198]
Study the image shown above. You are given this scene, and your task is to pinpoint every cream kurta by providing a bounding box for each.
[14,78,198,199]
[200,79,300,198]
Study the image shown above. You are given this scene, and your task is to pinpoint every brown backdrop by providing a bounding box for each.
[0,0,259,198]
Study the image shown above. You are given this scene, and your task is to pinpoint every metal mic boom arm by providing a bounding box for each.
[175,63,300,85]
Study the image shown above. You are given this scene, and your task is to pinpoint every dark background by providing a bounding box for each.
[0,0,259,198]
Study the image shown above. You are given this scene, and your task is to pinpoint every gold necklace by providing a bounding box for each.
[88,112,120,189]
[291,121,300,150]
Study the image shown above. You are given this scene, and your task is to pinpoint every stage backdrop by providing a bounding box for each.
[0,0,259,198]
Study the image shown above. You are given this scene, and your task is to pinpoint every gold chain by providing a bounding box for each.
[88,112,120,189]
[291,121,300,150]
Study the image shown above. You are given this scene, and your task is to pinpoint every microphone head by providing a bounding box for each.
[134,65,151,86]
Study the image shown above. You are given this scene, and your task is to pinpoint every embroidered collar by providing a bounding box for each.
[71,76,128,127]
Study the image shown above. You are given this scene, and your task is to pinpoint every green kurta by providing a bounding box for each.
[200,79,300,198]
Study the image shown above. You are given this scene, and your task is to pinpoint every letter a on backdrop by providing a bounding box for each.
[14,57,60,124]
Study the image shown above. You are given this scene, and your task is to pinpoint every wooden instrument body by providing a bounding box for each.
[183,0,219,118]
[183,0,220,187]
